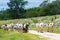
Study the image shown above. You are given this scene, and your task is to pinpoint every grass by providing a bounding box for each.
[0,29,47,40]
[29,26,37,30]
[53,27,60,33]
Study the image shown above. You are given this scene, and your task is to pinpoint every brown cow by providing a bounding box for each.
[36,23,44,33]
[47,22,54,32]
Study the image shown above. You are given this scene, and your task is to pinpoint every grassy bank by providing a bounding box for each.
[0,29,47,40]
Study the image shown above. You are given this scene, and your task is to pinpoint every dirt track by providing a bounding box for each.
[28,30,60,40]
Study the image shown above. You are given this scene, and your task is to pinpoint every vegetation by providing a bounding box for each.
[31,18,38,23]
[0,15,60,40]
[7,0,28,19]
[0,15,60,33]
[0,0,60,40]
[0,29,47,40]
[0,0,60,20]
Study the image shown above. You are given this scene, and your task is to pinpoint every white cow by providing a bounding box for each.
[1,23,15,32]
[1,24,8,30]
[15,23,23,32]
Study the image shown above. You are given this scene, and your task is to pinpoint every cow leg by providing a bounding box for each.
[36,26,40,32]
[23,27,26,33]
[47,27,49,32]
[51,27,53,32]
[40,27,43,33]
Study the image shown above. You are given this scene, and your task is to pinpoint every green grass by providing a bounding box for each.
[53,27,60,33]
[0,29,47,40]
[29,26,37,30]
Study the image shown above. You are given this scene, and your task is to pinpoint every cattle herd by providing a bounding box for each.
[1,22,54,33]
[1,23,30,33]
[36,22,54,33]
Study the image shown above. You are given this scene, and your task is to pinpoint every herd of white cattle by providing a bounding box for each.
[1,22,54,33]
[1,23,30,33]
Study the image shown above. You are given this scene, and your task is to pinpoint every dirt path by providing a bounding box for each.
[28,30,60,40]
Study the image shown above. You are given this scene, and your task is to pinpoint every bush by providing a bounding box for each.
[31,19,38,23]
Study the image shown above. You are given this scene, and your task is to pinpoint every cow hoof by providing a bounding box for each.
[47,31,49,32]
[37,31,40,32]
[40,32,43,33]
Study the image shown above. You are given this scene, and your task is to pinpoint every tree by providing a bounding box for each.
[7,0,28,19]
[40,0,50,8]
[44,0,60,15]
[39,0,60,16]
[23,7,41,18]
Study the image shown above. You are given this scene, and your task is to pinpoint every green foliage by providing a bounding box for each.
[1,0,60,20]
[23,7,41,18]
[43,0,60,15]
[7,0,28,19]
[31,18,38,23]
[0,10,10,20]
[40,0,49,8]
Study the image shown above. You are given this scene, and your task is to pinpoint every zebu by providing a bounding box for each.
[47,22,54,32]
[1,23,15,32]
[1,24,8,30]
[23,23,30,33]
[36,23,44,33]
[1,23,30,33]
[15,23,23,32]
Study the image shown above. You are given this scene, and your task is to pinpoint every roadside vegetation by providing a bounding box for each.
[0,29,47,40]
